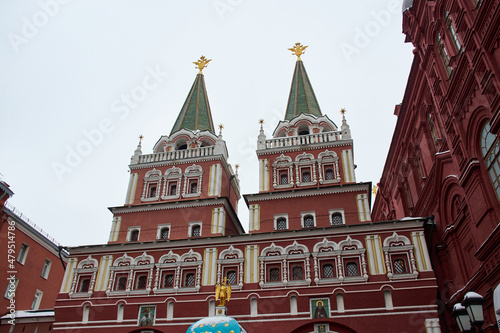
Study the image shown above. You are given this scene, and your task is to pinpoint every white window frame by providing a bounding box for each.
[127,226,141,242]
[141,169,162,202]
[301,211,316,228]
[329,209,345,225]
[17,243,29,264]
[156,224,171,240]
[41,259,52,279]
[31,290,43,310]
[189,222,202,237]
[274,214,289,231]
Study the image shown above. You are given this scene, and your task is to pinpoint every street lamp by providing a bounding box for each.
[452,291,485,333]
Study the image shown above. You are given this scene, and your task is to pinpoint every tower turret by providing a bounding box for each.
[109,56,243,244]
[245,43,371,233]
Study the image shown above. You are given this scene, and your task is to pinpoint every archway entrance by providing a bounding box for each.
[290,321,358,333]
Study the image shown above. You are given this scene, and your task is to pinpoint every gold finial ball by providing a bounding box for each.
[235,164,240,169]
[219,124,224,130]
[258,119,264,125]
[340,108,346,115]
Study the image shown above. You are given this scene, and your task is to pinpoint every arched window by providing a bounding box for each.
[191,225,201,237]
[117,303,124,322]
[129,229,139,242]
[136,275,147,289]
[276,217,287,230]
[302,170,311,182]
[268,267,280,282]
[481,122,500,200]
[184,273,195,287]
[163,274,174,288]
[169,184,177,196]
[189,181,198,194]
[437,32,452,75]
[280,171,288,185]
[291,265,303,280]
[331,212,343,225]
[393,259,407,274]
[116,277,127,291]
[160,227,169,240]
[325,168,334,180]
[79,278,90,292]
[303,215,314,228]
[345,262,359,276]
[148,185,157,198]
[226,270,237,285]
[322,264,335,278]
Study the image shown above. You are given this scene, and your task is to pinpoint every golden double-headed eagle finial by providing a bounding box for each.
[193,55,212,74]
[288,42,308,61]
[215,277,232,306]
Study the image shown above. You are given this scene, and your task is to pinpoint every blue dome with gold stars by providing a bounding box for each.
[186,315,246,333]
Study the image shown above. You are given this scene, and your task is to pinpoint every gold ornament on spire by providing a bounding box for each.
[193,55,212,74]
[139,135,144,144]
[218,124,224,136]
[288,42,308,61]
[372,185,378,197]
[340,108,346,119]
[215,277,232,306]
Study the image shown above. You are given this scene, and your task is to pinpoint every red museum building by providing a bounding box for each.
[51,46,442,333]
[372,0,500,331]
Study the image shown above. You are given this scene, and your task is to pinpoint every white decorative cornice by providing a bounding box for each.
[244,183,370,203]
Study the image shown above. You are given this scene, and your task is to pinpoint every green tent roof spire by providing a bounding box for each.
[170,56,215,135]
[284,43,322,120]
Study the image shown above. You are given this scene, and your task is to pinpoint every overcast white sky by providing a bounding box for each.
[0,0,414,247]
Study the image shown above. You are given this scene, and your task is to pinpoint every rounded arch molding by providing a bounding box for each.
[290,321,358,333]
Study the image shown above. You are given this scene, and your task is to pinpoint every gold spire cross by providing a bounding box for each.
[193,56,212,74]
[288,42,308,61]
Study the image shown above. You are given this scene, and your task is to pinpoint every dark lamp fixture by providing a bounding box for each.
[452,303,473,333]
[462,291,485,326]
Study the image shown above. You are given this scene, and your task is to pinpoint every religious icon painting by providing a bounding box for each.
[314,323,330,333]
[310,298,330,319]
[138,305,156,327]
